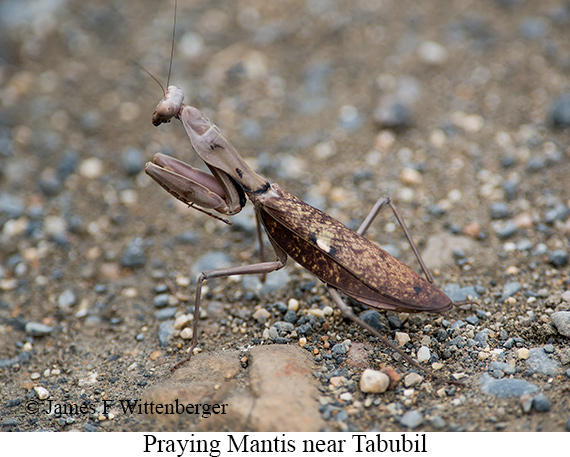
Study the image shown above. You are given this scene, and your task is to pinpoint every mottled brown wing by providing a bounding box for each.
[256,186,452,313]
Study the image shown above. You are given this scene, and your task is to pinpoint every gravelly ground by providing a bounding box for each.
[1,0,569,432]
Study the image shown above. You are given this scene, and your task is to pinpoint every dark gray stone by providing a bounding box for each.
[500,281,522,301]
[526,348,559,375]
[549,250,569,267]
[551,311,570,337]
[359,310,385,332]
[548,92,570,128]
[532,393,551,412]
[158,321,175,347]
[479,373,539,398]
[120,237,146,268]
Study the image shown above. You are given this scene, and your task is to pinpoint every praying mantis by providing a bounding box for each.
[143,3,466,385]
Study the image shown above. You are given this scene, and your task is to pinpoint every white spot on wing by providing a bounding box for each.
[316,238,331,253]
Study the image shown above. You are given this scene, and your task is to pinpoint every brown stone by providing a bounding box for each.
[140,345,324,431]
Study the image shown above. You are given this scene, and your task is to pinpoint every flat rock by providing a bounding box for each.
[141,345,323,431]
[526,348,559,375]
[479,373,539,398]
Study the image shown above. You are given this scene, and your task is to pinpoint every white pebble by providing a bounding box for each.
[34,386,50,400]
[417,346,431,363]
[417,40,448,65]
[78,371,98,386]
[360,369,390,393]
[79,157,104,179]
[175,275,191,287]
[179,32,205,60]
[180,327,193,340]
[174,314,191,330]
[400,167,423,186]
[517,348,530,360]
[323,305,334,316]
[287,298,299,311]
[307,308,324,318]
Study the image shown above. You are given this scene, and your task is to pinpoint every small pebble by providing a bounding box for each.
[381,366,402,388]
[283,309,298,323]
[158,321,175,347]
[25,322,53,336]
[307,308,324,318]
[517,348,530,360]
[180,328,193,340]
[417,346,430,362]
[253,308,271,324]
[531,393,551,412]
[549,250,569,267]
[34,386,50,400]
[490,202,510,219]
[395,332,410,347]
[287,298,299,311]
[500,281,522,302]
[331,343,347,355]
[153,307,177,320]
[493,220,517,239]
[74,373,97,389]
[429,416,446,430]
[548,92,570,127]
[465,315,480,325]
[373,97,412,129]
[488,361,516,376]
[273,321,294,333]
[520,393,533,413]
[121,147,144,176]
[399,410,424,429]
[387,315,402,329]
[550,312,570,337]
[404,372,423,387]
[417,40,448,65]
[153,294,169,308]
[400,167,423,186]
[322,306,333,316]
[359,310,385,332]
[120,237,146,269]
[57,289,76,309]
[173,314,191,330]
[360,369,390,393]
[79,157,104,179]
